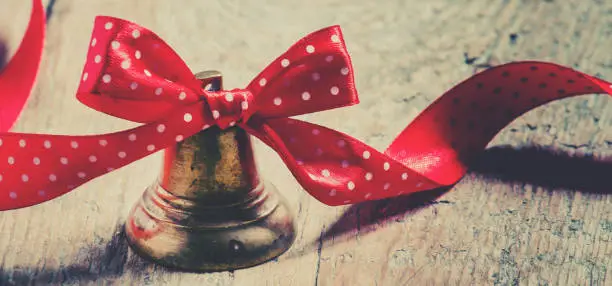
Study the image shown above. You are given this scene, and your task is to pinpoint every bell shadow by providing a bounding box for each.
[286,145,612,259]
[0,225,162,285]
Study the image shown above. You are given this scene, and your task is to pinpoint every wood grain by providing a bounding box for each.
[0,0,611,285]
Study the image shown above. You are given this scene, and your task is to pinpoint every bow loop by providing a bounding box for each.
[245,26,359,119]
[76,16,203,124]
[202,89,255,129]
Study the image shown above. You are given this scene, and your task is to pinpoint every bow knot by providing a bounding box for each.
[202,89,255,129]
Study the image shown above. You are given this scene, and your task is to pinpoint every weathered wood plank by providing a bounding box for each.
[0,0,611,285]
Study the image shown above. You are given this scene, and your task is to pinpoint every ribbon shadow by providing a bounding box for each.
[0,38,7,71]
[286,145,612,260]
[471,145,612,194]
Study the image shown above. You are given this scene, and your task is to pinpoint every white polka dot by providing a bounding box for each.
[241,101,249,110]
[296,160,304,166]
[60,157,68,165]
[102,74,111,83]
[38,190,45,196]
[89,155,97,162]
[178,91,187,100]
[144,69,152,77]
[104,22,113,30]
[91,38,97,47]
[77,172,86,179]
[365,193,372,199]
[229,121,236,126]
[19,139,26,148]
[49,174,57,181]
[111,41,120,49]
[212,110,220,119]
[273,97,282,106]
[33,157,40,165]
[70,141,78,149]
[155,87,163,95]
[0,139,2,146]
[122,60,131,69]
[302,92,311,101]
[330,86,339,95]
[7,157,14,165]
[259,78,267,86]
[21,174,29,182]
[321,169,331,177]
[118,151,127,158]
[94,55,102,63]
[312,129,320,135]
[329,189,337,196]
[416,182,423,187]
[281,59,290,67]
[331,34,340,42]
[362,151,371,159]
[365,172,373,181]
[325,55,334,62]
[99,139,108,146]
[128,133,137,141]
[146,144,155,151]
[401,173,409,180]
[157,124,166,133]
[128,82,139,91]
[316,148,323,156]
[9,192,16,199]
[106,167,114,172]
[337,140,346,147]
[132,30,141,39]
[341,160,349,168]
[135,50,142,59]
[312,72,320,81]
[44,140,51,148]
[347,181,355,190]
[225,93,234,102]
[341,67,349,75]
[383,183,391,190]
[175,135,184,142]
[383,162,390,171]
[82,73,88,81]
[306,45,315,53]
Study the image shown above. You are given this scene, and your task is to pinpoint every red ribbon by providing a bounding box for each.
[1,5,611,211]
[0,0,44,131]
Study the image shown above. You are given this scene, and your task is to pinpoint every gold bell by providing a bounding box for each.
[125,71,297,271]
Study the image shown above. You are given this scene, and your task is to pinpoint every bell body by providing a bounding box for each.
[125,71,296,272]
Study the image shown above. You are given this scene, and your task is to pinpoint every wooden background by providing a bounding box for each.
[1,0,611,285]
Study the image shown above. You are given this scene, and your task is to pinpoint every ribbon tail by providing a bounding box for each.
[243,62,612,206]
[0,0,45,131]
[243,118,440,206]
[0,102,206,210]
[385,61,612,186]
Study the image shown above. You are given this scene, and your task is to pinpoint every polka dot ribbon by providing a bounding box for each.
[3,11,612,211]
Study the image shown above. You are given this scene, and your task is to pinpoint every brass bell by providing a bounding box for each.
[125,71,297,272]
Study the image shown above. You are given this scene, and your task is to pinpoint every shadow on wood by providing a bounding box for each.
[470,145,612,194]
[285,145,611,260]
[0,225,158,285]
[0,39,7,71]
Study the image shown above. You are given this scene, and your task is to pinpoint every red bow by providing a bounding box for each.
[2,10,612,211]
